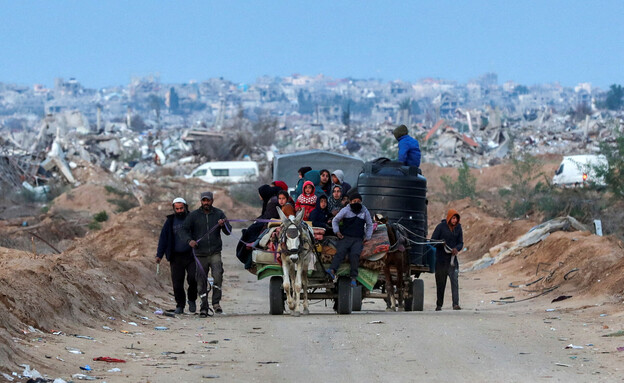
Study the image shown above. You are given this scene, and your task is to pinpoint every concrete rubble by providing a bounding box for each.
[1,75,623,194]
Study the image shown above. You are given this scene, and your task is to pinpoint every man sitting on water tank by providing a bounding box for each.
[393,124,421,168]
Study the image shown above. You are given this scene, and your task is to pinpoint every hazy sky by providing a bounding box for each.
[1,1,622,89]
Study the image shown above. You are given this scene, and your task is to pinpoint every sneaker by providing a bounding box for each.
[350,279,357,288]
[188,300,196,313]
[326,269,337,282]
[213,304,223,314]
[453,305,462,310]
[174,307,184,314]
[435,306,442,311]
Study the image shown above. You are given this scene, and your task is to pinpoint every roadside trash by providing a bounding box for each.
[162,351,185,355]
[586,343,594,346]
[93,356,126,363]
[555,363,570,367]
[154,327,169,331]
[569,356,577,359]
[52,379,67,383]
[602,330,624,337]
[128,322,138,326]
[74,335,95,340]
[617,347,624,352]
[21,364,43,379]
[102,326,113,331]
[79,365,92,371]
[367,320,384,324]
[65,347,84,354]
[257,361,279,364]
[599,314,607,317]
[154,309,164,315]
[565,344,583,349]
[71,374,97,380]
[551,295,572,303]
[107,368,122,372]
[1,372,13,381]
[203,375,220,379]
[545,309,556,312]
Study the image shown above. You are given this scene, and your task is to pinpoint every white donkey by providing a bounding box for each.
[277,207,313,316]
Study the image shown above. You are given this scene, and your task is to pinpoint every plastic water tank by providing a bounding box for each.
[357,158,428,266]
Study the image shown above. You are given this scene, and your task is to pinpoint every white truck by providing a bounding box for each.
[186,161,259,184]
[552,155,608,187]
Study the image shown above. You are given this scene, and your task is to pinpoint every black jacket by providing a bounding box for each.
[179,207,232,255]
[430,219,463,266]
[156,214,191,261]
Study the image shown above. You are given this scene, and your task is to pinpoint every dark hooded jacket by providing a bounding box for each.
[309,195,331,228]
[430,209,463,266]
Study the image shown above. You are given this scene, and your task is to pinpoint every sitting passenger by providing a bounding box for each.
[271,180,289,192]
[327,184,345,217]
[294,166,312,199]
[331,169,351,196]
[295,181,317,221]
[277,190,296,218]
[309,194,331,229]
[319,169,332,196]
[258,184,282,220]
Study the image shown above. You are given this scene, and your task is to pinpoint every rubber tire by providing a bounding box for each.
[336,277,353,315]
[409,279,424,311]
[352,285,362,312]
[269,276,285,315]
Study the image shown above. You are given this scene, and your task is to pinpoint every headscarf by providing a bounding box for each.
[258,184,281,216]
[273,180,288,191]
[328,184,343,214]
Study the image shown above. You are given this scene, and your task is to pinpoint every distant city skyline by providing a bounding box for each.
[1,1,622,89]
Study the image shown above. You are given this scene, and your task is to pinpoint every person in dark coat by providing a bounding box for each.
[309,194,331,229]
[393,124,421,168]
[156,197,197,314]
[179,191,232,317]
[430,209,463,311]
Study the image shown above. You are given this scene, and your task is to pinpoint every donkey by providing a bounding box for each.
[375,214,410,311]
[277,207,313,316]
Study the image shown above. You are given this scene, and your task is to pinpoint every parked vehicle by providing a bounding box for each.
[552,155,608,187]
[186,161,259,184]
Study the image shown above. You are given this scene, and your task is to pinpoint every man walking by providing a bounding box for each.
[180,191,232,317]
[393,124,421,168]
[431,209,463,311]
[326,193,373,287]
[155,197,197,314]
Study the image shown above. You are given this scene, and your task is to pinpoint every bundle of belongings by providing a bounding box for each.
[253,223,391,290]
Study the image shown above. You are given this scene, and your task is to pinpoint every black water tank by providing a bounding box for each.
[357,158,428,266]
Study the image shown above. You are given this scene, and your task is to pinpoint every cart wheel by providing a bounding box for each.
[352,285,362,312]
[336,277,352,315]
[406,278,424,312]
[269,276,284,315]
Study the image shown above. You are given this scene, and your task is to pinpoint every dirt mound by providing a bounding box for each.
[51,183,119,215]
[489,231,624,301]
[0,183,260,370]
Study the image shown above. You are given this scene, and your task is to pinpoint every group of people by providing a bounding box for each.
[156,191,231,318]
[235,167,357,273]
[155,124,463,315]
